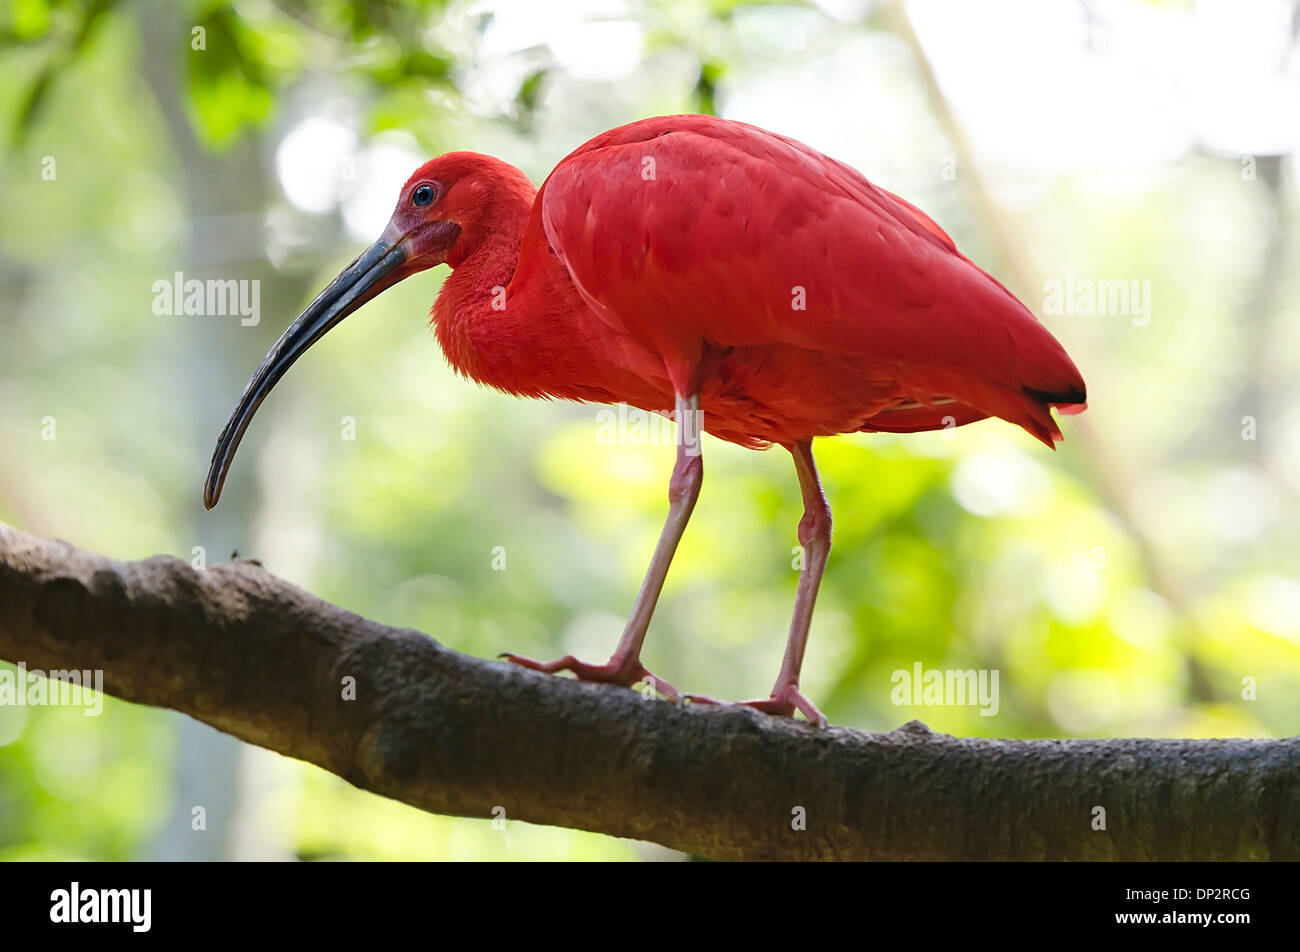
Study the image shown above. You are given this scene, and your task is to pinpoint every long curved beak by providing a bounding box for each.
[203,236,408,509]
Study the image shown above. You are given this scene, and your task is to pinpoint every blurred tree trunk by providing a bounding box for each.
[134,0,324,860]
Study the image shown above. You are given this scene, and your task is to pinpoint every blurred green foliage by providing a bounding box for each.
[1,0,1297,860]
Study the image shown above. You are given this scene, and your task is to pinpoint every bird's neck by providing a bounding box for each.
[432,225,525,383]
[432,198,605,400]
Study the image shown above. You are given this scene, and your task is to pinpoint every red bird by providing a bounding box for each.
[205,114,1085,726]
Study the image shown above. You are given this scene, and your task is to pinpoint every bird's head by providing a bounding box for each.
[202,152,535,509]
[389,152,536,268]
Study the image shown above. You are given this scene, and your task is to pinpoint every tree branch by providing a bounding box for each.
[0,523,1295,860]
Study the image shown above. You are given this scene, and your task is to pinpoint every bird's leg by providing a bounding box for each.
[689,439,830,726]
[501,392,703,702]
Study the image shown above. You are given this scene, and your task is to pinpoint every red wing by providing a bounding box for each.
[540,115,1085,444]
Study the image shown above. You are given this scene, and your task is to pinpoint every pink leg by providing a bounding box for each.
[689,439,831,726]
[502,392,703,702]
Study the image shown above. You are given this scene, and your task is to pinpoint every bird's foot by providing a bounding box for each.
[686,685,827,727]
[498,652,681,703]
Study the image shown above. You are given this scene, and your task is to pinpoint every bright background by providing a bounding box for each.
[1,0,1297,860]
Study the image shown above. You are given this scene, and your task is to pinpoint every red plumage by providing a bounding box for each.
[207,114,1089,724]
[429,114,1085,449]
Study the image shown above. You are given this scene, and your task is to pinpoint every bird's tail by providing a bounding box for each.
[863,368,1086,449]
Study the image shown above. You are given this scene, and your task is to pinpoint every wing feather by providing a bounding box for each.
[540,116,1085,443]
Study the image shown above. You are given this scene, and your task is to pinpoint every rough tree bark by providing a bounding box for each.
[0,523,1295,861]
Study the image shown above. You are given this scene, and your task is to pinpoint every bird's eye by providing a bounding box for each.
[412,184,436,207]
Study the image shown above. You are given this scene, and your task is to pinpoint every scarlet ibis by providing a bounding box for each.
[205,114,1085,726]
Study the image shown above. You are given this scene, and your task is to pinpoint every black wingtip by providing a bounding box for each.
[1024,384,1087,406]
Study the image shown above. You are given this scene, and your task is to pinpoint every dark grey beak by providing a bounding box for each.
[203,237,407,509]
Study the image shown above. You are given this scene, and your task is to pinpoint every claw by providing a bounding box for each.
[500,652,681,703]
[686,685,827,727]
